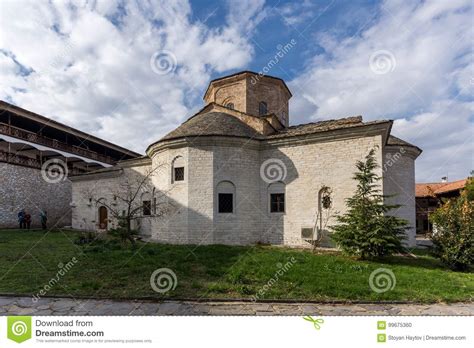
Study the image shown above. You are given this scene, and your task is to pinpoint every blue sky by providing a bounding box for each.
[0,0,472,182]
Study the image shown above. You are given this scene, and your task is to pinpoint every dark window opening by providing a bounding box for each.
[226,103,234,110]
[428,199,439,207]
[270,193,285,213]
[259,101,268,116]
[143,200,151,216]
[174,167,184,181]
[218,193,233,213]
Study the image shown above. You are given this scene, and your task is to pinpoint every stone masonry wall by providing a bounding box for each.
[382,147,417,247]
[71,134,418,248]
[261,135,384,246]
[71,165,152,232]
[246,77,289,126]
[0,163,71,228]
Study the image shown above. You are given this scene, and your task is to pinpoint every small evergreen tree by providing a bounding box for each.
[330,148,409,259]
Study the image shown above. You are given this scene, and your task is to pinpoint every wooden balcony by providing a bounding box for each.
[0,123,114,164]
[0,149,88,175]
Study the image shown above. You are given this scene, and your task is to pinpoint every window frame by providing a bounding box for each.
[142,200,152,216]
[218,193,234,214]
[173,166,185,182]
[270,193,285,213]
[259,101,268,116]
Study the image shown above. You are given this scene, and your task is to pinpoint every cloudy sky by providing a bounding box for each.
[0,0,472,182]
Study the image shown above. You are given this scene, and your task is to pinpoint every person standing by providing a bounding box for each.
[40,210,48,230]
[24,212,31,230]
[18,210,25,229]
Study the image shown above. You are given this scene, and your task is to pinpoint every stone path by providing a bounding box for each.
[0,296,472,316]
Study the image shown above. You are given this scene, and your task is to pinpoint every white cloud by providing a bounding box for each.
[0,0,260,152]
[289,0,473,181]
[1,0,472,182]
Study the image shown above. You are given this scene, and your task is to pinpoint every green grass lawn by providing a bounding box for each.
[0,229,472,302]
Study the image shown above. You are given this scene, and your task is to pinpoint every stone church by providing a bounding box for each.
[71,71,422,247]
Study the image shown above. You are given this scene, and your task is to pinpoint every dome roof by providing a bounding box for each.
[160,111,262,141]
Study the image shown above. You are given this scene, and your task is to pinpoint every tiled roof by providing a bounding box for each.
[416,179,467,197]
[266,116,389,139]
[387,135,418,148]
[161,112,262,141]
[159,113,391,143]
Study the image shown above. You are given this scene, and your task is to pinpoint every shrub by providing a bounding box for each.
[430,178,474,271]
[108,217,138,246]
[330,148,409,259]
[74,231,98,245]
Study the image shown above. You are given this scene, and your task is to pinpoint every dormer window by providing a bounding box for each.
[259,101,267,116]
[226,103,234,110]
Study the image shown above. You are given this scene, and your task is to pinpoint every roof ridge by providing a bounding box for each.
[287,115,363,129]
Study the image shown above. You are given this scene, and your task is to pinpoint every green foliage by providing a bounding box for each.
[330,148,409,259]
[108,217,138,246]
[465,174,474,201]
[74,231,98,245]
[0,229,473,301]
[430,179,474,271]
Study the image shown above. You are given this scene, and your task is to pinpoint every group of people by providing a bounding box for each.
[18,210,48,230]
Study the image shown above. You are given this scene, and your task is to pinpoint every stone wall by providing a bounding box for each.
[71,134,418,248]
[0,163,71,228]
[71,164,152,232]
[382,146,417,247]
[246,77,289,126]
[261,135,384,246]
[211,142,261,244]
[205,74,290,126]
[212,79,247,113]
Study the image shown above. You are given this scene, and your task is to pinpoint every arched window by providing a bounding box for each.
[216,181,235,214]
[268,182,285,213]
[172,156,185,183]
[226,103,234,110]
[259,101,267,116]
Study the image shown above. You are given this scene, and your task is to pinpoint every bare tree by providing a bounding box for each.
[83,164,173,246]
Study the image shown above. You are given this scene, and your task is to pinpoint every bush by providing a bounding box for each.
[74,231,98,245]
[330,148,409,259]
[430,179,474,271]
[83,239,123,253]
[108,217,138,246]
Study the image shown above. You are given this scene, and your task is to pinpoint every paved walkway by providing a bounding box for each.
[0,296,472,316]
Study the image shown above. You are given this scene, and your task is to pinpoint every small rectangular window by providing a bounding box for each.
[174,167,184,181]
[143,200,151,216]
[270,193,285,213]
[218,193,233,213]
